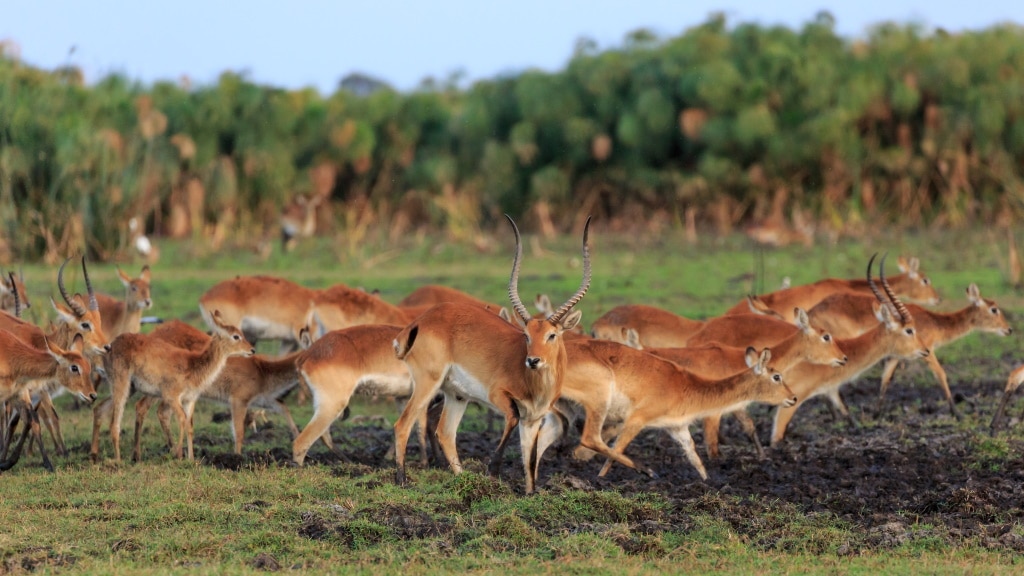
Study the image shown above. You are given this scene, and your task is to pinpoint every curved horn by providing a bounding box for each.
[880,253,911,325]
[9,272,20,318]
[82,255,98,311]
[549,216,593,323]
[505,214,532,323]
[866,253,885,305]
[58,257,88,317]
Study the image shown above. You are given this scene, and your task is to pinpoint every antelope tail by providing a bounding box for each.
[393,323,419,360]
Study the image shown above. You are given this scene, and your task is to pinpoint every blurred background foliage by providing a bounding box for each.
[2,13,1024,262]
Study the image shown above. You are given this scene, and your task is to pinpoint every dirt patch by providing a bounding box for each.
[1,547,77,574]
[208,373,1024,555]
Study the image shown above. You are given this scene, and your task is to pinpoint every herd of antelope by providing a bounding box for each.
[1,217,1021,495]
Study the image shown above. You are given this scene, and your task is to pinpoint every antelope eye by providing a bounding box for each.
[131,285,138,292]
[71,365,80,374]
[991,307,999,314]
[772,374,781,382]
[81,322,92,330]
[905,328,915,335]
[232,334,241,341]
[822,334,831,342]
[922,278,930,285]
[546,333,557,342]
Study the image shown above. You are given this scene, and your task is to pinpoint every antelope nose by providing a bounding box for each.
[1007,328,1014,335]
[250,348,257,355]
[89,393,97,402]
[842,356,848,363]
[525,357,541,369]
[104,344,112,352]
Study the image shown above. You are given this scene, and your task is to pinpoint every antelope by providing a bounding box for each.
[292,324,437,466]
[0,267,30,315]
[541,342,794,481]
[391,215,591,494]
[125,320,310,460]
[990,365,1024,436]
[768,255,931,445]
[398,285,504,314]
[592,297,782,349]
[89,310,255,462]
[94,265,153,337]
[0,258,110,457]
[0,331,93,471]
[199,275,316,352]
[280,192,323,251]
[642,307,846,459]
[806,283,1012,418]
[722,255,941,322]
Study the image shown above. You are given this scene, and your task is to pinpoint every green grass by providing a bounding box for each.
[4,227,1024,573]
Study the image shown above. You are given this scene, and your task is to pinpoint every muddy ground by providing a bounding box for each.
[191,359,1024,557]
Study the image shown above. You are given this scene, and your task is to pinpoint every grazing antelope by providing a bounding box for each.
[723,255,941,322]
[0,332,93,471]
[0,267,30,315]
[544,342,794,481]
[768,255,931,445]
[806,283,1012,418]
[391,215,591,494]
[990,365,1024,436]
[127,320,310,460]
[643,307,847,459]
[94,265,153,337]
[90,311,255,462]
[292,324,438,466]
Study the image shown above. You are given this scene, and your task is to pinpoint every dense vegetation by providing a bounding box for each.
[2,13,1024,261]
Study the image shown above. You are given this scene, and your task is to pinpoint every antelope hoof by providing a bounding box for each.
[642,466,659,479]
[487,459,503,478]
[395,467,408,486]
[951,405,963,421]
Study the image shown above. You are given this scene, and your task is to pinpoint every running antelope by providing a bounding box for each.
[806,283,1012,418]
[723,255,941,322]
[94,265,153,337]
[0,267,29,315]
[592,297,782,349]
[391,215,591,494]
[90,310,255,462]
[544,343,793,481]
[125,319,309,460]
[769,255,931,445]
[642,307,846,459]
[990,365,1024,436]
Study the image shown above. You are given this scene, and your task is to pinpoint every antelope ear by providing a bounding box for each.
[744,346,759,369]
[794,308,811,332]
[498,307,512,324]
[559,309,583,332]
[298,327,313,349]
[535,294,553,316]
[897,256,910,273]
[140,266,151,283]
[624,328,642,350]
[118,267,132,285]
[71,333,85,354]
[51,298,75,323]
[877,302,899,329]
[966,283,981,305]
[759,347,772,368]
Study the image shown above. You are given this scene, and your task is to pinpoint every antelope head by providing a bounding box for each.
[506,214,591,372]
[54,256,111,357]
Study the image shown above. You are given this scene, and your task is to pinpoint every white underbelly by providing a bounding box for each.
[241,317,296,342]
[441,364,493,407]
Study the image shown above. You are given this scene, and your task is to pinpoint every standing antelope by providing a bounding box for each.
[291,324,437,466]
[0,267,30,315]
[806,283,1012,418]
[723,255,941,322]
[391,215,591,494]
[94,265,153,337]
[90,310,255,462]
[768,255,931,445]
[1,257,110,457]
[0,332,93,471]
[990,365,1024,436]
[127,320,310,460]
[199,275,315,353]
[398,285,504,314]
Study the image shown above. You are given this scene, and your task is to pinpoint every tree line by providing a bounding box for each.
[2,13,1023,261]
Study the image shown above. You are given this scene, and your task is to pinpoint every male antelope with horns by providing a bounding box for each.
[391,215,591,494]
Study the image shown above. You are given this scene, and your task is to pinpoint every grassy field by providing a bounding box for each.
[2,226,1024,574]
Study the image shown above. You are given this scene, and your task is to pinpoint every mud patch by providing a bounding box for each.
[1,547,77,574]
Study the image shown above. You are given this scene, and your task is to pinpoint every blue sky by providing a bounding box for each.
[3,0,1021,93]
